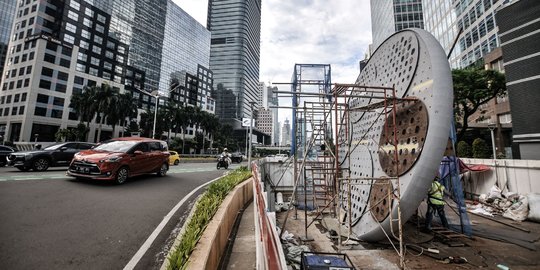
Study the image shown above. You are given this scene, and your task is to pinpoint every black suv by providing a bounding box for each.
[7,142,95,171]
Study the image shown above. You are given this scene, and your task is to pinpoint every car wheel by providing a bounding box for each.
[115,167,129,184]
[157,163,168,176]
[174,159,179,165]
[33,158,50,171]
[17,166,30,172]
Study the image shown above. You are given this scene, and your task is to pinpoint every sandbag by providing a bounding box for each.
[527,193,540,223]
[502,195,528,221]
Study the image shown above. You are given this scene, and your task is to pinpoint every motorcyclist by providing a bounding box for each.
[221,148,232,165]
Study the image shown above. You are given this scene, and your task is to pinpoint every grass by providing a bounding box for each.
[166,166,252,270]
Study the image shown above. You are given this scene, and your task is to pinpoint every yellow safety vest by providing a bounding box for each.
[428,181,445,205]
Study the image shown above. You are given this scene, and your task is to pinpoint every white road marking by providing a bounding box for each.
[122,174,224,270]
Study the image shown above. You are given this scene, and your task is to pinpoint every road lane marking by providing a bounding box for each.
[0,165,236,182]
[123,174,224,270]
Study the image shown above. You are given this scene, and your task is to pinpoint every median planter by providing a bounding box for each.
[164,168,252,270]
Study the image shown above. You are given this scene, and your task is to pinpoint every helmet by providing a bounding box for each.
[224,148,228,151]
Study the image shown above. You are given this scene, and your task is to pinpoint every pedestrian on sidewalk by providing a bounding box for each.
[424,175,449,231]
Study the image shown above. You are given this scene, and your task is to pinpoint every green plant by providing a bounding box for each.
[456,141,472,157]
[167,167,251,270]
[472,138,490,158]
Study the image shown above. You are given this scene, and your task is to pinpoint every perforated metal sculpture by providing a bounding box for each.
[338,29,453,241]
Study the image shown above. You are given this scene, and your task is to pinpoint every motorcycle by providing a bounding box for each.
[217,155,229,169]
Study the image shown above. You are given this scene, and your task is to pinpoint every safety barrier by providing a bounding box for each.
[252,162,288,269]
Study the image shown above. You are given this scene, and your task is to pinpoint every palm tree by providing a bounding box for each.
[181,106,195,154]
[114,93,138,137]
[95,84,117,142]
[70,85,98,140]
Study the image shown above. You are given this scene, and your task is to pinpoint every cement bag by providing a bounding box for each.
[488,185,502,200]
[502,195,528,221]
[527,193,540,223]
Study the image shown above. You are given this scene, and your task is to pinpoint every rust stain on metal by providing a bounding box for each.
[369,179,393,222]
[378,98,428,177]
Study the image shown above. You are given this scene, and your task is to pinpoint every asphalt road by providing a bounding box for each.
[0,162,243,270]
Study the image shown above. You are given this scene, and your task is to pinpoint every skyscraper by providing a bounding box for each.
[422,0,504,69]
[208,0,262,128]
[370,0,424,49]
[0,0,210,142]
[0,0,16,81]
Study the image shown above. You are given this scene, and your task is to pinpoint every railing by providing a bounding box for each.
[252,162,287,270]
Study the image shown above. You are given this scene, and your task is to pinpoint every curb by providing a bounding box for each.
[159,177,253,270]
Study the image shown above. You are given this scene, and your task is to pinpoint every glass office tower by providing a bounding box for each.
[0,0,17,82]
[208,0,262,126]
[0,0,210,143]
[371,0,424,50]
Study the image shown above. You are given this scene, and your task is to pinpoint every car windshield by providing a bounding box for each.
[43,143,65,150]
[93,140,138,152]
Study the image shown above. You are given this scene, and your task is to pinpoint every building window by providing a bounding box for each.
[81,29,90,39]
[97,14,106,23]
[89,67,98,76]
[70,0,80,10]
[23,78,30,87]
[64,34,75,44]
[84,7,94,17]
[74,76,84,85]
[59,58,70,68]
[65,22,76,33]
[19,106,24,115]
[96,24,104,33]
[56,84,66,93]
[21,93,27,102]
[90,57,100,66]
[68,10,78,21]
[57,71,69,81]
[34,107,46,116]
[39,79,51,90]
[41,67,54,77]
[92,46,101,54]
[53,97,64,106]
[76,63,85,72]
[79,40,89,49]
[36,94,48,103]
[44,53,55,63]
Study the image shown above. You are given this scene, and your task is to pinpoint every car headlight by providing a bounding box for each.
[99,156,121,163]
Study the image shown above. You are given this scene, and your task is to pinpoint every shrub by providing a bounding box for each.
[457,141,472,157]
[167,167,252,270]
[472,138,490,158]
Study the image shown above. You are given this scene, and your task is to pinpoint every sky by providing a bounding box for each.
[172,0,373,124]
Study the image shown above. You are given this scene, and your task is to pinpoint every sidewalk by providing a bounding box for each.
[226,202,256,269]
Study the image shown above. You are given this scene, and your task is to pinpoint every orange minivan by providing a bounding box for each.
[67,137,170,184]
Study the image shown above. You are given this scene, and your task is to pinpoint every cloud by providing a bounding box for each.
[173,0,373,124]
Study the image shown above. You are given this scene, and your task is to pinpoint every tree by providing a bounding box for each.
[457,141,472,158]
[70,86,99,136]
[94,84,117,142]
[472,138,490,158]
[453,67,506,141]
[107,93,138,137]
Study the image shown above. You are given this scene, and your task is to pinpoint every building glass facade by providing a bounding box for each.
[0,0,17,83]
[208,0,261,126]
[0,0,211,143]
[371,0,424,50]
[423,0,506,68]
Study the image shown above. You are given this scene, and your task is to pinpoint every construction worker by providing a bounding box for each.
[424,176,449,231]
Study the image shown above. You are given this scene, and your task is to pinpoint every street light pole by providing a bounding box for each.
[153,95,159,139]
[488,123,497,159]
[248,102,256,165]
